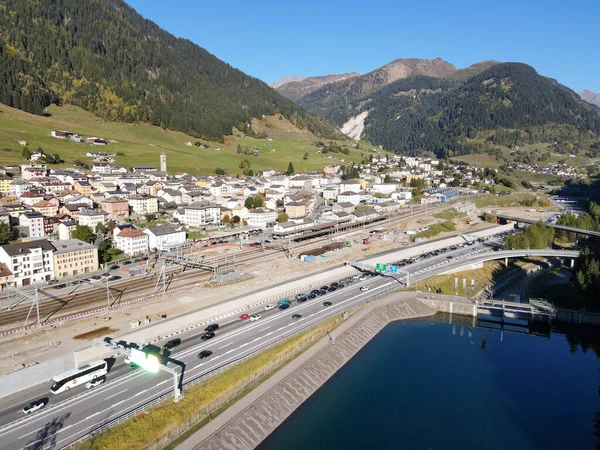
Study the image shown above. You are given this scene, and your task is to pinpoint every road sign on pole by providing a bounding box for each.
[130,348,160,373]
[375,263,387,272]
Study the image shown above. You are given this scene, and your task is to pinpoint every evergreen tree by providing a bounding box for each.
[22,147,31,160]
[286,162,295,175]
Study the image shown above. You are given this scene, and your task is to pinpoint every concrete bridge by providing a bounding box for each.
[497,214,600,239]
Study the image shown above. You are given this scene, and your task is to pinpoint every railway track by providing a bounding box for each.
[0,202,461,330]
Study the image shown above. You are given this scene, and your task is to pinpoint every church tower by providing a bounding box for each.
[160,153,167,172]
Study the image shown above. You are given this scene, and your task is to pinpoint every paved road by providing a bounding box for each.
[0,228,572,449]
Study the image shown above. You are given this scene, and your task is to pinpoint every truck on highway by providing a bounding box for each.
[277,299,291,309]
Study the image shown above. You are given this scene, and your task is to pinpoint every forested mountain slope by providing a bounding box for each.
[0,0,337,141]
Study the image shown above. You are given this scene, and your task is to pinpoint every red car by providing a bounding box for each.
[239,314,249,321]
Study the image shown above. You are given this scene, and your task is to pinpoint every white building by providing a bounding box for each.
[173,203,220,227]
[144,225,187,251]
[78,209,107,229]
[113,227,149,256]
[247,208,277,228]
[10,180,31,198]
[337,191,361,205]
[19,212,45,238]
[0,239,55,287]
[129,194,159,215]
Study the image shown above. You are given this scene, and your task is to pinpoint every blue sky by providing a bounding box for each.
[125,0,600,92]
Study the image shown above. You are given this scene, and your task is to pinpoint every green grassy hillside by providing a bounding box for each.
[0,104,364,175]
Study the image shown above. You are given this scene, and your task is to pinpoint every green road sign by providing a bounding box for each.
[375,263,387,272]
[130,348,160,372]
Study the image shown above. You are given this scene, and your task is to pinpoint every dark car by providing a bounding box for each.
[198,350,213,359]
[205,323,219,333]
[22,399,47,415]
[323,301,333,307]
[309,293,317,299]
[201,332,215,341]
[107,275,121,282]
[327,286,337,292]
[53,283,66,289]
[296,294,307,303]
[142,257,149,261]
[133,258,142,263]
[319,289,327,295]
[278,303,290,310]
[123,260,133,265]
[110,265,120,270]
[310,289,320,296]
[446,255,453,259]
[264,239,272,243]
[320,286,329,291]
[91,275,102,281]
[163,338,181,350]
[292,314,302,320]
[331,282,339,288]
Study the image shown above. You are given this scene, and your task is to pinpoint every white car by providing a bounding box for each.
[264,304,275,311]
[23,400,46,415]
[86,377,106,389]
[352,275,360,280]
[360,286,370,291]
[359,276,368,281]
[250,314,262,321]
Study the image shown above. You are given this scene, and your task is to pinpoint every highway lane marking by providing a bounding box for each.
[156,380,170,387]
[105,389,128,400]
[258,326,271,332]
[7,284,375,441]
[134,389,149,397]
[219,342,233,349]
[14,233,493,445]
[0,263,440,438]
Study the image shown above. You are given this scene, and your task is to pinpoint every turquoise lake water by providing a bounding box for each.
[258,314,600,450]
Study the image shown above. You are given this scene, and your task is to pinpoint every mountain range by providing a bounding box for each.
[275,58,600,157]
[580,90,600,108]
[0,0,337,141]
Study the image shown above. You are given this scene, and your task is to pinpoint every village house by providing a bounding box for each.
[113,227,149,256]
[144,225,187,251]
[78,209,107,229]
[173,202,221,227]
[247,208,277,228]
[74,181,92,197]
[285,202,307,219]
[100,197,130,221]
[32,200,59,217]
[129,194,159,215]
[19,212,45,237]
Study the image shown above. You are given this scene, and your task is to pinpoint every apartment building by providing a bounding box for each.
[0,240,55,287]
[52,239,99,279]
[19,212,45,238]
[113,227,149,256]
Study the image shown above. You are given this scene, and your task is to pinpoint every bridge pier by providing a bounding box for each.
[571,258,575,268]
[505,257,509,266]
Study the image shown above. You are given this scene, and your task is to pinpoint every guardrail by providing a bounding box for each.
[63,283,401,449]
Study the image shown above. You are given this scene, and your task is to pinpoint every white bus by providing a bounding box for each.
[50,360,108,394]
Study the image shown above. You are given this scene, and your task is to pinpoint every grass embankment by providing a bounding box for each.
[433,208,467,221]
[418,261,505,295]
[474,193,548,209]
[73,310,358,450]
[0,103,365,175]
[412,220,455,240]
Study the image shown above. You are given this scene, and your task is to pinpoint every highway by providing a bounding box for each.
[0,228,573,449]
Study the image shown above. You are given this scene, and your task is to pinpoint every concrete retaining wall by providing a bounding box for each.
[556,309,600,326]
[416,293,477,317]
[0,353,75,398]
[184,295,436,450]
